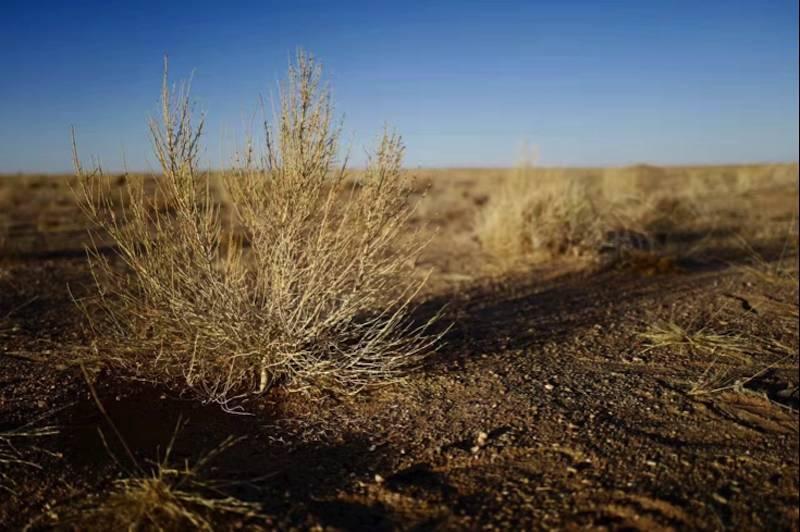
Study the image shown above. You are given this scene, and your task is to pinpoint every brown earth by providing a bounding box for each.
[1,166,798,530]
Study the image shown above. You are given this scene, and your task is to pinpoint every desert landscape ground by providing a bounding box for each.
[1,155,798,529]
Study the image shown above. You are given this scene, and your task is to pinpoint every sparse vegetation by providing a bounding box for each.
[474,164,673,267]
[739,218,799,323]
[32,372,266,530]
[3,161,798,530]
[72,52,438,405]
[0,422,58,494]
[641,312,797,398]
[686,352,795,398]
[48,429,263,530]
[640,283,798,400]
[475,162,799,270]
[639,317,754,364]
[1,0,797,525]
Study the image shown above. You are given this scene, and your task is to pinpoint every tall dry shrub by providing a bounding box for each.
[73,52,436,406]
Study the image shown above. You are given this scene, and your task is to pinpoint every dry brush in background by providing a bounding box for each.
[475,162,643,265]
[476,163,602,262]
[476,160,798,268]
[72,51,438,407]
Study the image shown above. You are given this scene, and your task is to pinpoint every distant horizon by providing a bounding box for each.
[2,0,798,173]
[2,160,798,178]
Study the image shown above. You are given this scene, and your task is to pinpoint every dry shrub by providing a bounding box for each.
[476,164,605,264]
[476,164,673,267]
[476,161,769,268]
[638,195,702,236]
[625,193,711,262]
[524,178,604,257]
[73,51,437,406]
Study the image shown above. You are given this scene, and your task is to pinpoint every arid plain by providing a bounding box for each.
[1,161,798,530]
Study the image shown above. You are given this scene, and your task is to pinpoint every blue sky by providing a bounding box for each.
[1,0,797,172]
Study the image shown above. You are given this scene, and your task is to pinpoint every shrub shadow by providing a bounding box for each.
[55,382,400,529]
[412,233,794,370]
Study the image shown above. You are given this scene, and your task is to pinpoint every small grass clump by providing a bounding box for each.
[639,319,753,363]
[72,51,438,406]
[639,317,760,397]
[639,291,798,398]
[45,426,264,531]
[80,473,258,531]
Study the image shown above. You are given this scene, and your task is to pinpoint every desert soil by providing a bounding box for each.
[1,167,798,530]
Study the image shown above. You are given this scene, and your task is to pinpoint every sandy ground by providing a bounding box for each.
[0,165,798,530]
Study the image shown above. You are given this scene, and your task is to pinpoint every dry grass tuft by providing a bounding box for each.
[640,315,796,398]
[639,320,753,364]
[72,51,438,406]
[46,425,264,530]
[83,473,260,531]
[640,281,798,399]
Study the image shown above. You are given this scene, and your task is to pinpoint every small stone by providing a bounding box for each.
[374,474,384,484]
[544,384,554,391]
